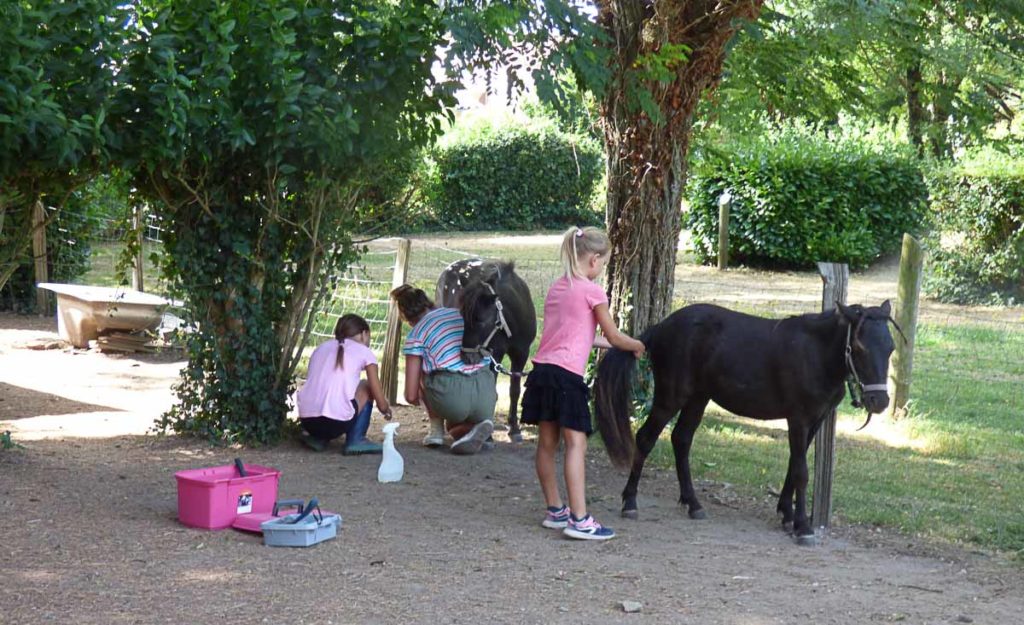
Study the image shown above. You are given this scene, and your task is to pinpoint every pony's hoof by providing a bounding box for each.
[509,432,524,444]
[688,508,707,520]
[781,520,794,533]
[621,508,639,520]
[794,532,818,546]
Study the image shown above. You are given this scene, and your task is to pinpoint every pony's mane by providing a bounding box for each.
[459,260,515,320]
[780,304,891,336]
[479,260,515,282]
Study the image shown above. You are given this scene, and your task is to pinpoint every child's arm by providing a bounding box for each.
[364,363,392,419]
[593,303,646,358]
[403,355,424,406]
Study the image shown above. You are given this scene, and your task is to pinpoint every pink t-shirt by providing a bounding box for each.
[296,338,378,421]
[532,276,608,377]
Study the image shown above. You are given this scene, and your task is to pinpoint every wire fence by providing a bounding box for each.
[308,248,398,352]
[42,217,1022,389]
[307,237,565,356]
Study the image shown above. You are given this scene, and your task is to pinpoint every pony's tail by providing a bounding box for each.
[594,347,638,470]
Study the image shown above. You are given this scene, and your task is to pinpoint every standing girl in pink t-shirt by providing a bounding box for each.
[296,314,392,454]
[521,226,645,540]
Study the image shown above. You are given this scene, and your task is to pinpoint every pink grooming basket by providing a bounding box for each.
[175,462,280,529]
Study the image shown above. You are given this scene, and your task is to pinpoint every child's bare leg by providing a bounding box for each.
[563,428,588,518]
[536,421,563,509]
[354,380,370,412]
[447,421,472,440]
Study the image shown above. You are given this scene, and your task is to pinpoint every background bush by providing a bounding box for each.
[686,127,929,269]
[926,150,1024,305]
[430,118,604,230]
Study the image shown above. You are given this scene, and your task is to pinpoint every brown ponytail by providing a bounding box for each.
[333,314,370,369]
[390,284,434,326]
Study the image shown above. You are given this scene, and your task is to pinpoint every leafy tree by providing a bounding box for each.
[715,1,1024,158]
[597,1,765,333]
[436,1,767,333]
[115,1,454,444]
[0,1,126,298]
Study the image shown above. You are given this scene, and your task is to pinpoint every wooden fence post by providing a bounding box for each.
[379,238,411,404]
[717,192,731,270]
[32,200,50,315]
[812,261,849,531]
[131,204,144,292]
[889,233,924,419]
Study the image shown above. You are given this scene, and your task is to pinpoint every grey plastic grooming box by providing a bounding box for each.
[260,511,341,547]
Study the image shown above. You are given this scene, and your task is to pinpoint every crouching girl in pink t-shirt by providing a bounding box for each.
[521,226,645,541]
[296,314,392,454]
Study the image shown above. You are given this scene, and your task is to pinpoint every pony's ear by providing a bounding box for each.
[836,302,860,322]
[879,299,892,316]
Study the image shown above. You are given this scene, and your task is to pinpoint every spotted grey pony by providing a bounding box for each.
[436,258,537,442]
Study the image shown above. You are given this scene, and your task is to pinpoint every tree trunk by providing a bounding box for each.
[906,61,925,158]
[928,70,963,160]
[598,0,764,334]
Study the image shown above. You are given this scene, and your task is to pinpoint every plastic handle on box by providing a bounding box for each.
[233,458,248,477]
[290,497,319,524]
[272,499,305,516]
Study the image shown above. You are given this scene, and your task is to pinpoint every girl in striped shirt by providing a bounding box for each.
[391,285,497,455]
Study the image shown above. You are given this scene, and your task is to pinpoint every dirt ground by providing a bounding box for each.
[2,275,1024,624]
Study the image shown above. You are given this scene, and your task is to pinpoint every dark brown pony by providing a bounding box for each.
[436,259,537,442]
[594,301,898,544]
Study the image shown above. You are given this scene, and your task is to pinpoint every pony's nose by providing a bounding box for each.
[863,391,889,414]
[462,350,482,365]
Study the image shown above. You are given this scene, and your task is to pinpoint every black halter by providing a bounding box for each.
[843,311,906,430]
[461,282,512,360]
[844,320,889,410]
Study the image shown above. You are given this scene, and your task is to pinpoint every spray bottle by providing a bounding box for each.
[377,422,404,483]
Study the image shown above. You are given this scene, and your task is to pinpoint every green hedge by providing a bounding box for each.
[686,132,928,269]
[926,154,1024,305]
[431,122,603,230]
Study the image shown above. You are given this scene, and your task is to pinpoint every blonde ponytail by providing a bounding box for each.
[560,226,610,283]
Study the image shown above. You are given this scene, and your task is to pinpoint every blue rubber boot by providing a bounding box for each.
[343,401,383,455]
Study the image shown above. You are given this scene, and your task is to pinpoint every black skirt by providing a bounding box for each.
[521,363,593,435]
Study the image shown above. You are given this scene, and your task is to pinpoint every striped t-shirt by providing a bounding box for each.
[402,307,490,374]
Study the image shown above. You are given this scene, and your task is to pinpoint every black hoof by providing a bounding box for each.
[794,532,818,546]
[509,432,523,444]
[621,508,639,520]
[781,520,794,533]
[688,508,707,520]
